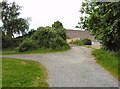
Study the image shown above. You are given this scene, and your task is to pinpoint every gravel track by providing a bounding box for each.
[2,45,118,87]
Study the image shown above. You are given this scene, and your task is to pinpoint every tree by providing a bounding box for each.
[52,21,64,29]
[52,21,67,40]
[7,18,29,36]
[1,1,29,38]
[77,0,120,51]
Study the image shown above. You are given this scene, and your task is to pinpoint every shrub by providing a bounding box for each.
[71,40,83,45]
[18,21,70,52]
[56,28,67,41]
[82,39,92,45]
[12,37,23,47]
[18,38,38,52]
[52,21,67,41]
[2,35,13,48]
[32,26,57,48]
[32,26,69,50]
[51,37,69,50]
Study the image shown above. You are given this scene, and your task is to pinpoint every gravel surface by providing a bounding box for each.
[2,45,118,87]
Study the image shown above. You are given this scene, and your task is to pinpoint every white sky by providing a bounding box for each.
[4,0,84,30]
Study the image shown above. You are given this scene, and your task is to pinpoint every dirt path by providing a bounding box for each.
[2,45,118,87]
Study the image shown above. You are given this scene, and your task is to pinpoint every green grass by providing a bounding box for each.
[2,58,48,87]
[2,45,70,55]
[92,49,120,80]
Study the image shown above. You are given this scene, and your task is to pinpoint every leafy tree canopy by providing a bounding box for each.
[52,21,67,40]
[52,21,64,29]
[1,0,29,38]
[77,0,120,51]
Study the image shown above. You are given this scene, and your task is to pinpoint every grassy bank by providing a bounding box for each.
[2,58,48,87]
[92,49,120,80]
[2,45,70,55]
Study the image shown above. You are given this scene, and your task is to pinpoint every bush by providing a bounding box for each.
[70,38,92,45]
[32,26,69,50]
[32,26,57,48]
[55,28,67,41]
[18,21,70,52]
[18,38,38,52]
[51,37,69,50]
[2,35,13,48]
[71,40,83,45]
[82,39,92,45]
[52,21,67,41]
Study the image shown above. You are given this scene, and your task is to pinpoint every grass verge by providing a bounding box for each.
[2,45,70,55]
[92,49,120,80]
[2,58,48,87]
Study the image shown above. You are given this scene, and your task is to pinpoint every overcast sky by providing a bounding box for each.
[3,0,84,30]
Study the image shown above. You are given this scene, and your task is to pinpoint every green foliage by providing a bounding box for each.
[52,21,67,40]
[0,30,2,49]
[92,49,120,80]
[56,28,67,41]
[12,37,23,47]
[71,40,83,45]
[12,29,36,48]
[32,26,57,48]
[18,38,38,52]
[2,31,23,49]
[2,35,13,48]
[17,21,69,52]
[2,29,36,49]
[70,38,92,45]
[31,24,69,50]
[2,31,13,48]
[7,18,29,36]
[27,29,36,37]
[82,39,91,45]
[2,58,48,87]
[51,37,70,50]
[77,0,120,51]
[52,21,64,29]
[1,1,29,37]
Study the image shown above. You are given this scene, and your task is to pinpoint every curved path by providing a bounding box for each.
[2,45,118,87]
